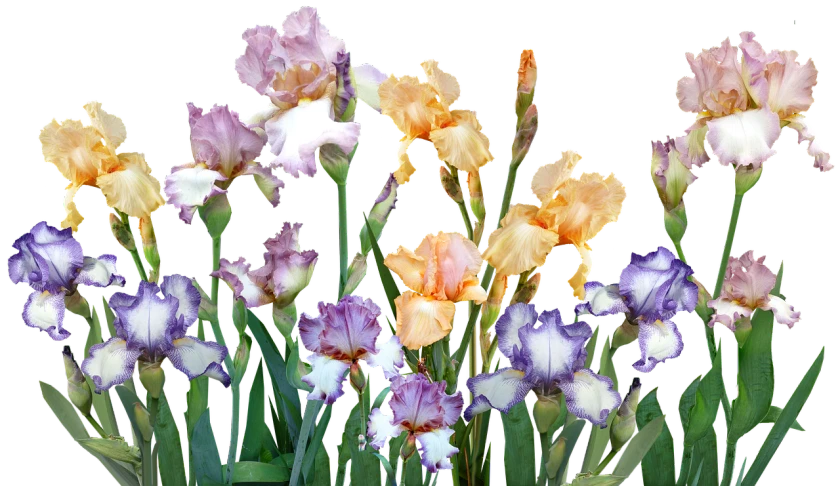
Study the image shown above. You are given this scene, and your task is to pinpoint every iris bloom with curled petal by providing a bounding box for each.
[379,60,493,183]
[164,103,282,223]
[708,251,799,331]
[212,223,317,309]
[575,247,698,372]
[385,232,487,349]
[82,275,230,392]
[676,32,830,171]
[40,102,165,231]
[298,295,404,404]
[367,374,463,472]
[465,304,620,427]
[235,7,385,178]
[482,152,625,298]
[8,222,125,340]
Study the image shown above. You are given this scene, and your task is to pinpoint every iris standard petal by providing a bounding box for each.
[767,295,801,328]
[75,255,126,288]
[354,64,387,112]
[517,313,591,393]
[97,153,166,218]
[560,369,621,428]
[160,274,201,328]
[111,281,179,354]
[429,110,493,174]
[495,303,538,359]
[82,338,142,392]
[212,258,274,308]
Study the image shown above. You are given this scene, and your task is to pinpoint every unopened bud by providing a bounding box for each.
[481,274,508,332]
[320,143,353,185]
[349,362,366,394]
[400,434,417,461]
[198,193,232,239]
[612,318,639,349]
[63,346,92,416]
[110,213,136,251]
[138,360,165,400]
[272,301,297,341]
[735,165,762,196]
[512,273,540,304]
[233,334,252,385]
[546,437,567,480]
[139,216,160,282]
[516,50,537,123]
[343,253,367,296]
[64,291,91,319]
[439,167,463,203]
[194,280,217,322]
[134,403,154,442]
[512,104,538,167]
[334,51,357,122]
[734,316,753,348]
[664,204,688,244]
[610,378,641,450]
[693,277,712,322]
[467,172,485,222]
[533,395,562,434]
[232,299,248,335]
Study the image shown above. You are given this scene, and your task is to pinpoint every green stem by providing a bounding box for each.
[593,448,618,475]
[357,392,366,450]
[337,182,348,299]
[290,400,320,486]
[142,438,154,486]
[400,456,409,486]
[211,236,222,305]
[676,446,693,486]
[85,414,108,438]
[147,396,159,432]
[713,194,743,299]
[536,431,550,486]
[457,201,474,241]
[721,440,738,486]
[674,240,687,263]
[499,165,518,222]
[225,384,241,485]
[126,248,149,281]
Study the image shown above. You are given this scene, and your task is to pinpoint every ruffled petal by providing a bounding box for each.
[482,204,559,276]
[531,151,581,204]
[766,50,818,119]
[366,335,405,379]
[367,408,401,450]
[165,337,231,386]
[464,368,531,420]
[164,165,227,224]
[265,98,360,178]
[23,290,69,340]
[394,138,416,184]
[9,221,84,293]
[518,311,591,392]
[235,25,281,95]
[785,116,832,172]
[651,138,697,212]
[269,249,318,308]
[706,108,781,168]
[379,75,447,140]
[212,258,274,308]
[97,153,165,218]
[62,184,85,231]
[575,282,629,317]
[568,244,593,300]
[417,428,458,473]
[767,295,800,328]
[707,298,753,331]
[76,255,126,288]
[353,64,387,112]
[81,338,141,392]
[40,119,107,187]
[675,125,710,168]
[313,296,381,361]
[495,303,538,359]
[542,173,626,249]
[384,246,426,294]
[429,110,493,173]
[560,369,621,428]
[301,354,350,404]
[421,60,460,108]
[634,320,684,372]
[160,274,201,327]
[242,163,284,206]
[395,292,455,350]
[280,6,345,65]
[188,104,266,177]
[84,102,127,149]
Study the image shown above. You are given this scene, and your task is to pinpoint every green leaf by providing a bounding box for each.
[735,458,747,486]
[247,310,302,442]
[613,415,665,479]
[78,437,141,466]
[191,409,224,485]
[679,377,701,432]
[583,326,600,369]
[372,386,391,411]
[227,461,290,482]
[186,321,210,486]
[481,445,492,486]
[373,452,397,486]
[155,392,187,486]
[688,431,718,486]
[500,401,536,486]
[688,459,704,486]
[364,213,400,318]
[571,475,626,485]
[240,360,266,462]
[581,337,618,473]
[41,382,139,486]
[547,419,585,483]
[302,404,332,481]
[760,406,804,431]
[636,389,675,486]
[115,385,146,447]
[286,340,313,392]
[85,308,120,437]
[742,348,824,486]
[685,345,723,447]
[102,297,117,338]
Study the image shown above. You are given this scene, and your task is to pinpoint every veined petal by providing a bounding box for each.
[518,311,591,392]
[366,335,405,379]
[464,368,531,420]
[675,125,710,168]
[9,221,84,293]
[110,281,178,354]
[269,249,318,308]
[76,255,126,288]
[394,138,416,184]
[542,173,626,249]
[482,204,559,276]
[280,6,345,65]
[354,64,387,112]
[242,162,284,206]
[421,60,460,108]
[367,408,401,450]
[62,184,85,231]
[97,153,165,218]
[313,296,381,361]
[707,298,753,331]
[301,354,350,404]
[212,258,274,308]
[265,98,360,178]
[166,337,231,386]
[160,274,201,328]
[495,303,538,359]
[188,104,266,177]
[84,102,127,149]
[164,165,227,224]
[568,244,593,300]
[767,295,800,328]
[429,110,493,173]
[559,369,621,428]
[766,50,818,119]
[40,119,107,186]
[417,428,458,473]
[706,108,781,168]
[379,75,447,140]
[634,320,684,372]
[235,25,281,94]
[531,151,582,204]
[82,338,141,392]
[651,138,697,212]
[785,116,832,172]
[385,246,426,294]
[395,292,455,350]
[23,290,69,340]
[575,282,629,317]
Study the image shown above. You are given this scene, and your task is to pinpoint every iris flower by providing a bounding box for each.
[164,103,282,223]
[379,60,493,183]
[482,151,625,298]
[464,304,621,427]
[676,32,831,171]
[708,251,799,330]
[40,102,165,231]
[9,222,125,340]
[385,232,487,349]
[298,295,404,404]
[82,275,230,392]
[368,374,463,472]
[575,247,697,372]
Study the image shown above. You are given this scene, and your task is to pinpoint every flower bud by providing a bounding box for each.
[516,50,537,123]
[139,216,160,283]
[198,193,232,239]
[343,253,368,296]
[138,360,165,400]
[64,290,90,319]
[134,403,154,442]
[439,167,464,203]
[664,204,688,244]
[734,316,753,348]
[651,139,696,213]
[233,334,252,385]
[63,346,92,416]
[334,51,357,122]
[480,274,508,333]
[533,395,562,434]
[320,143,353,185]
[467,172,485,223]
[612,318,639,349]
[194,280,217,322]
[232,299,248,335]
[512,273,540,304]
[349,362,366,394]
[360,174,398,255]
[545,437,567,480]
[272,301,297,341]
[693,277,712,322]
[400,434,417,461]
[610,378,641,450]
[735,165,762,195]
[110,213,136,251]
[512,104,538,167]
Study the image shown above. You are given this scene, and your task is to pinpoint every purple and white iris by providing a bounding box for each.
[298,295,404,404]
[81,275,230,392]
[464,304,621,427]
[575,247,698,372]
[368,374,463,473]
[8,222,125,340]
